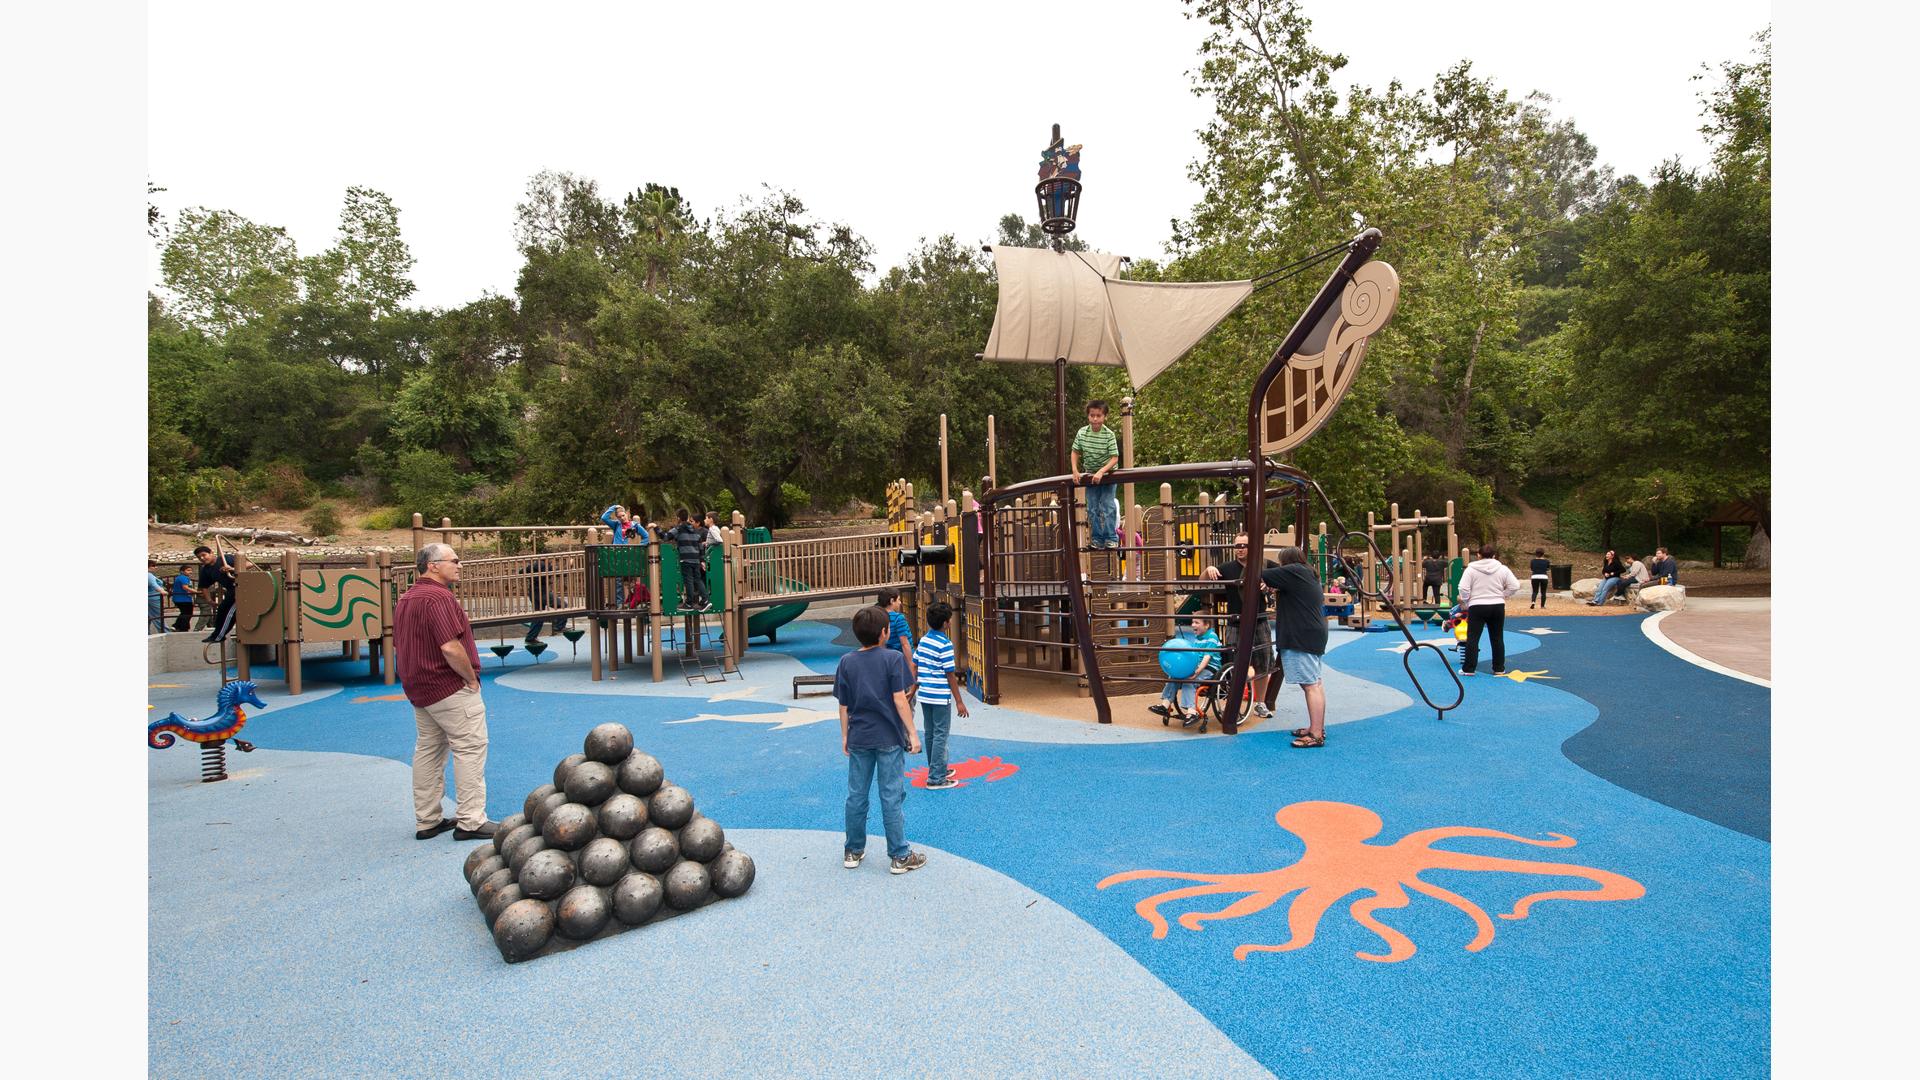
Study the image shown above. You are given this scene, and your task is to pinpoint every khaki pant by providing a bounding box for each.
[413,686,489,831]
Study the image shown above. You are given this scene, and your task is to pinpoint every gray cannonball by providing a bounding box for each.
[611,872,664,926]
[553,753,588,790]
[493,898,556,962]
[531,792,568,830]
[615,751,664,797]
[597,793,648,840]
[709,849,756,898]
[475,868,516,912]
[498,823,538,863]
[491,813,528,855]
[584,723,634,764]
[678,817,725,864]
[663,860,711,911]
[464,843,501,881]
[522,784,557,823]
[467,853,507,893]
[648,785,695,830]
[520,848,577,900]
[542,802,597,851]
[556,885,612,940]
[507,834,548,875]
[483,882,526,927]
[629,826,680,874]
[563,760,617,805]
[578,837,631,887]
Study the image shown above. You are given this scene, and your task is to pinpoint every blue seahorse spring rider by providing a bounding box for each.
[148,679,266,783]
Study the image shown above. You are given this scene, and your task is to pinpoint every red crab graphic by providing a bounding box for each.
[907,755,1019,789]
[1098,801,1644,963]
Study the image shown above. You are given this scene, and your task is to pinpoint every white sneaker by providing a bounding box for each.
[843,850,864,869]
[1251,703,1273,718]
[927,778,960,790]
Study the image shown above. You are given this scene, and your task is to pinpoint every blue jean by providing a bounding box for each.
[1593,577,1630,604]
[920,702,952,784]
[1086,482,1118,546]
[845,746,909,859]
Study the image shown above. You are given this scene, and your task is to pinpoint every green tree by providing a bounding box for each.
[1536,30,1770,541]
[159,207,300,334]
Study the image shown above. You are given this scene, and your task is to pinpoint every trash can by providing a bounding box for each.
[1550,563,1573,590]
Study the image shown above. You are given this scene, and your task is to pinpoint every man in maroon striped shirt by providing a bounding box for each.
[396,543,497,841]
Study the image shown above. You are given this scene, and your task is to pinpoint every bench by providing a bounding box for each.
[793,674,836,699]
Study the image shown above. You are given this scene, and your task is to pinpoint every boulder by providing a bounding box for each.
[1635,585,1686,612]
[1572,577,1600,600]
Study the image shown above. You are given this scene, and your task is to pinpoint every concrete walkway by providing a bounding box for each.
[1646,598,1771,684]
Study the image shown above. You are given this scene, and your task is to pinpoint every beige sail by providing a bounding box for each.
[981,246,1255,388]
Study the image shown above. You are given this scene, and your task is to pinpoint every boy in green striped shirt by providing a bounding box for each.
[1071,399,1121,549]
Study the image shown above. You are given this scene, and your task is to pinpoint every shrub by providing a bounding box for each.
[359,507,413,531]
[389,449,472,523]
[243,462,314,510]
[303,502,343,537]
[779,481,811,514]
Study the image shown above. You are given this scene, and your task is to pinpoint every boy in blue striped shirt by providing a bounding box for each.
[912,601,969,789]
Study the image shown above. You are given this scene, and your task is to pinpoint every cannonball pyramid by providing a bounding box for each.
[463,722,756,962]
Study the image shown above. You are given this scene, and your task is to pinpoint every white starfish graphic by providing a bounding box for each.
[666,707,833,731]
[1380,640,1457,654]
[706,685,762,702]
[1521,628,1569,635]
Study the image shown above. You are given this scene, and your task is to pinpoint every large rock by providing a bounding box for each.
[1635,585,1686,612]
[1572,577,1601,600]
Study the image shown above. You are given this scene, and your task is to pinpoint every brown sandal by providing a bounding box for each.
[1291,732,1325,748]
[1290,727,1312,738]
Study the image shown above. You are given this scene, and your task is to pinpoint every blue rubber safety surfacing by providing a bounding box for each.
[149,617,1768,1078]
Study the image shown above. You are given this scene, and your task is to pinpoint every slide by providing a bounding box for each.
[746,577,810,643]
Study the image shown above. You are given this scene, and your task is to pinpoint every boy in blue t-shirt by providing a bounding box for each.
[169,564,196,632]
[911,601,970,789]
[834,606,926,874]
[875,588,918,690]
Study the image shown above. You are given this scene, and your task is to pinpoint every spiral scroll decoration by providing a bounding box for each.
[1261,261,1401,455]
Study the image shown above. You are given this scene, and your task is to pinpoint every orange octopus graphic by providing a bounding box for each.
[1097,801,1644,963]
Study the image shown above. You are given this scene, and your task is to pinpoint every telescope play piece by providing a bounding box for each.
[467,722,756,962]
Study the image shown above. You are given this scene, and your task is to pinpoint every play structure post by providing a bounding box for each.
[720,524,739,675]
[281,551,302,697]
[1054,357,1070,477]
[378,549,395,683]
[939,413,950,508]
[589,549,604,681]
[1057,476,1110,723]
[986,415,998,490]
[1120,396,1136,544]
[411,512,425,556]
[979,493,999,704]
[1446,499,1458,561]
[364,553,380,678]
[1160,483,1177,631]
[648,546,664,683]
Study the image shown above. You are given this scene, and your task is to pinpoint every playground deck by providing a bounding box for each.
[149,610,1770,1078]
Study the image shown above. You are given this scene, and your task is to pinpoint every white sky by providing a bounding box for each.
[148,0,1770,310]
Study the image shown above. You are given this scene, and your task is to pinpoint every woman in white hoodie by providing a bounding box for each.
[1457,543,1524,676]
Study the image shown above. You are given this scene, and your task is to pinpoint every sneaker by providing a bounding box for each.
[1460,670,1476,676]
[1251,703,1273,719]
[890,851,927,875]
[843,850,864,869]
[1491,669,1508,677]
[927,778,960,790]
